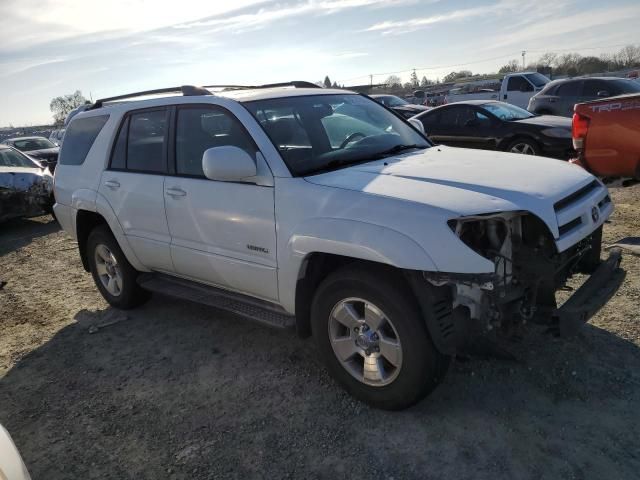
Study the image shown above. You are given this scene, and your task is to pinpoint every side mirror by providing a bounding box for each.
[202,146,257,182]
[596,90,610,97]
[408,118,425,134]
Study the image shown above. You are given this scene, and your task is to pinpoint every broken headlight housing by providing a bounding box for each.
[448,217,508,261]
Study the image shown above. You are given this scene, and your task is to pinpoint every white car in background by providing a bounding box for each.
[49,128,65,147]
[445,72,550,109]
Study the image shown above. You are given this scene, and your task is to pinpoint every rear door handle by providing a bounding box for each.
[165,188,187,197]
[104,180,120,189]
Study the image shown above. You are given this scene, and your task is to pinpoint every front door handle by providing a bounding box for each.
[104,180,120,189]
[166,188,187,197]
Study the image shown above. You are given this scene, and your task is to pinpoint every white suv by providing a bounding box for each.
[54,82,622,410]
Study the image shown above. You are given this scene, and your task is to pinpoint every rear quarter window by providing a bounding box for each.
[59,114,109,166]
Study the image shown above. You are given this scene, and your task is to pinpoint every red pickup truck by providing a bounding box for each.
[571,93,640,181]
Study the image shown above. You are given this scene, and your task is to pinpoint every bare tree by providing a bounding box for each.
[498,59,520,73]
[617,45,640,67]
[50,90,88,125]
[536,52,557,67]
[384,75,402,88]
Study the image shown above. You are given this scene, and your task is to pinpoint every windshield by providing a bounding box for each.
[483,102,534,121]
[244,94,429,176]
[0,147,38,168]
[12,138,56,151]
[525,73,550,88]
[376,95,409,107]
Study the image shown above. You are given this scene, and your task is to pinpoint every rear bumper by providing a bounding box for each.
[53,203,75,239]
[556,248,625,336]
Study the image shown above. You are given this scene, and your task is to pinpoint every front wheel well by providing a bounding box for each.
[76,210,108,271]
[294,254,411,338]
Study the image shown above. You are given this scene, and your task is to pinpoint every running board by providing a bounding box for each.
[137,273,295,329]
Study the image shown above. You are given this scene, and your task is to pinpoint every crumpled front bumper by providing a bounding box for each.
[556,248,625,336]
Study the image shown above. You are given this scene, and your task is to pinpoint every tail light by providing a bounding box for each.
[572,112,590,150]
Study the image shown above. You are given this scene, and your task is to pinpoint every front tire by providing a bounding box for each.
[311,265,450,410]
[87,225,150,309]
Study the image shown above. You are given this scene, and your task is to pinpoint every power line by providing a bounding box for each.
[337,42,639,84]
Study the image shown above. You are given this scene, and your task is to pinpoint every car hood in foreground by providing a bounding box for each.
[305,146,600,236]
[24,147,59,157]
[512,115,572,128]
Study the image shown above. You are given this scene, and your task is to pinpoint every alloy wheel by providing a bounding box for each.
[94,244,123,296]
[510,142,536,155]
[328,297,403,387]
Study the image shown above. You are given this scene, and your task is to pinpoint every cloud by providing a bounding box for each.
[363,0,570,35]
[488,4,640,49]
[173,0,417,32]
[0,0,267,49]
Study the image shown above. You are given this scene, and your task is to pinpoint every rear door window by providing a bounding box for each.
[126,109,168,173]
[59,115,109,165]
[556,81,582,97]
[439,107,462,126]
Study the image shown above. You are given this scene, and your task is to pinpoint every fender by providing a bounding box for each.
[277,218,438,313]
[91,192,148,272]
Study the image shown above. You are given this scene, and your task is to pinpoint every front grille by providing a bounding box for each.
[554,179,600,212]
[558,216,582,236]
[598,195,611,209]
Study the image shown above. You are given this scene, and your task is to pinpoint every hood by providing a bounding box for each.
[0,167,52,192]
[304,146,596,232]
[512,115,571,128]
[25,147,59,157]
[395,105,430,112]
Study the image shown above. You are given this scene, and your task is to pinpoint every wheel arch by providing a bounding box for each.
[75,194,146,272]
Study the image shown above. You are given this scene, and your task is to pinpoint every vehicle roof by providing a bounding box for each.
[4,136,49,142]
[548,76,634,85]
[439,99,497,106]
[216,87,351,101]
[79,86,356,117]
[370,94,399,98]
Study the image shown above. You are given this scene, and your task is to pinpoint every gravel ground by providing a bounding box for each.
[1,185,639,480]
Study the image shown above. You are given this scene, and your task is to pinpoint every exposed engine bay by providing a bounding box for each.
[424,212,605,341]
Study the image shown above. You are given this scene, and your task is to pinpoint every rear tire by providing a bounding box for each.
[311,265,450,410]
[87,225,150,309]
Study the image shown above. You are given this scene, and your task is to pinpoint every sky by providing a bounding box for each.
[1,0,639,126]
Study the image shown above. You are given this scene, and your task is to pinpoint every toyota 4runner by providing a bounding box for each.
[54,82,623,410]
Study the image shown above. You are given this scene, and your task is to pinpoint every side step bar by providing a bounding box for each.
[137,273,295,329]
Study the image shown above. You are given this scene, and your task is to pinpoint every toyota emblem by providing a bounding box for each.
[591,206,600,223]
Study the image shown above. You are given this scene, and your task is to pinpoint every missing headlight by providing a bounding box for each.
[448,218,508,260]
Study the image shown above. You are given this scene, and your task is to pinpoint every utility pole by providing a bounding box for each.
[370,74,373,87]
[522,50,526,71]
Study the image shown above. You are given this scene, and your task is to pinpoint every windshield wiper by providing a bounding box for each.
[299,144,428,176]
[375,144,427,157]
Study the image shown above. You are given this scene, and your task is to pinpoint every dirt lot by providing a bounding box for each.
[1,186,639,480]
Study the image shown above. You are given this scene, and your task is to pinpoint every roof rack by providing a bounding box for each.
[91,85,210,109]
[90,81,322,109]
[207,81,322,90]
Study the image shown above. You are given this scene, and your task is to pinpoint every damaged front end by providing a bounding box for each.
[412,212,624,355]
[0,170,54,223]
